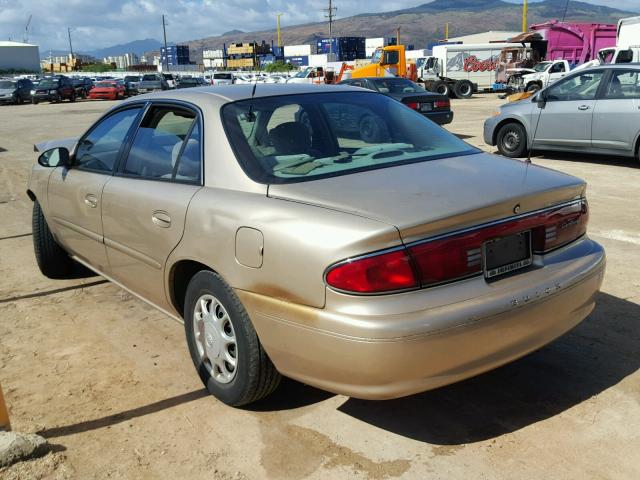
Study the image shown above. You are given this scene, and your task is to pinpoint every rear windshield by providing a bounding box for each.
[371,78,425,94]
[221,91,476,184]
[38,79,60,88]
[95,82,114,87]
[124,76,140,82]
[142,74,159,81]
[214,73,233,79]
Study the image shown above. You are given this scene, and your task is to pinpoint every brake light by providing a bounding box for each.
[326,200,588,293]
[405,102,419,110]
[434,100,450,109]
[325,249,418,293]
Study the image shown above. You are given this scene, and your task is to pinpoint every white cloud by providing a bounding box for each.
[0,0,636,51]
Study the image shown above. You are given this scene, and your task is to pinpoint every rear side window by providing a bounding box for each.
[603,69,640,99]
[75,107,142,173]
[123,106,201,183]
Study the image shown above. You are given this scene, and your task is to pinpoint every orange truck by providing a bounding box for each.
[346,45,417,81]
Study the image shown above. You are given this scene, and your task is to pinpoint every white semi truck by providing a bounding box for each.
[416,42,524,98]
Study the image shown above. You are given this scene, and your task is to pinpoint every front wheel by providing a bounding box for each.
[526,82,541,93]
[184,271,281,406]
[430,80,449,96]
[496,122,528,158]
[454,80,474,99]
[32,200,74,278]
[69,92,76,102]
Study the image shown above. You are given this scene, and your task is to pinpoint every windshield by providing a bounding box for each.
[371,78,425,94]
[124,76,140,82]
[38,79,60,88]
[371,49,382,64]
[95,82,114,88]
[221,92,476,184]
[0,81,16,89]
[293,68,311,78]
[142,74,159,81]
[533,62,552,72]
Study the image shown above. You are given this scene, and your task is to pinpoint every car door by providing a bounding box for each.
[101,103,203,309]
[47,106,143,271]
[533,70,605,149]
[591,68,640,152]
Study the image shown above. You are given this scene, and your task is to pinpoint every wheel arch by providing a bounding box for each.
[492,117,527,147]
[168,259,216,318]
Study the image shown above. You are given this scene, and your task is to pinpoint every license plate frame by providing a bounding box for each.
[483,231,532,279]
[420,103,433,112]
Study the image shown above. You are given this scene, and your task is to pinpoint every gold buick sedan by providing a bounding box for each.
[28,84,606,406]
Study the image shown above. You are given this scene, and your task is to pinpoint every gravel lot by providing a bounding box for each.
[0,93,639,480]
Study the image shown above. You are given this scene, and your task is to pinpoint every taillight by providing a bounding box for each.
[325,249,419,293]
[326,200,588,294]
[434,100,450,109]
[405,102,419,110]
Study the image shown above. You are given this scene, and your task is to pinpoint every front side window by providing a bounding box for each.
[75,107,142,173]
[123,106,199,182]
[222,92,476,184]
[546,71,604,101]
[371,78,424,94]
[602,69,640,99]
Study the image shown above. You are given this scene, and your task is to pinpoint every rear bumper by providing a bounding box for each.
[425,110,454,125]
[238,237,605,399]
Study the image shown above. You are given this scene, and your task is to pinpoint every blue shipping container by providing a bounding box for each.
[284,56,309,67]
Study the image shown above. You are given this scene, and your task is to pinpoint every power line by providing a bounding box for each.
[561,0,570,22]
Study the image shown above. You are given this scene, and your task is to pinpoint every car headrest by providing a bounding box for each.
[269,122,311,156]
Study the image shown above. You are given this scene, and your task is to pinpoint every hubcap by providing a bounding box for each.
[503,130,520,152]
[460,84,471,96]
[193,294,237,384]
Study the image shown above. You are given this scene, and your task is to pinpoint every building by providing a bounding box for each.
[103,53,139,70]
[0,41,40,72]
[160,45,190,67]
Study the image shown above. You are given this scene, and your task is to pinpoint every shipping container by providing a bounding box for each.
[203,49,225,59]
[284,55,309,67]
[227,57,257,69]
[284,44,312,57]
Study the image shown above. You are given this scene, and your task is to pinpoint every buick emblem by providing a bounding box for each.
[513,204,521,214]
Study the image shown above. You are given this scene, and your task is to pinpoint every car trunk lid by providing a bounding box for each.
[268,152,586,243]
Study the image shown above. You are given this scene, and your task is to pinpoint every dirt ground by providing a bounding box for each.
[1,93,639,480]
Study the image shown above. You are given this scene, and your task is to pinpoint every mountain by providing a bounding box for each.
[87,39,163,59]
[182,0,636,63]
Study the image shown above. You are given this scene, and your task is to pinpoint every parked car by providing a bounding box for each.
[177,77,207,89]
[72,77,93,98]
[339,77,453,125]
[137,74,169,93]
[123,75,141,96]
[0,78,33,104]
[162,73,177,89]
[28,84,605,406]
[211,72,234,86]
[31,76,76,104]
[485,65,640,159]
[88,81,126,100]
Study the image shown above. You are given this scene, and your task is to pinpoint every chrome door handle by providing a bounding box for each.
[151,211,171,228]
[578,105,590,110]
[84,194,98,208]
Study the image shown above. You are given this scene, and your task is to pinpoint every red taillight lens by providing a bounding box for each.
[532,200,588,252]
[434,100,450,109]
[408,235,482,286]
[325,249,419,293]
[405,101,419,110]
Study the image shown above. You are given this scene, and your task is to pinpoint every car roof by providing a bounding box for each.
[124,83,367,104]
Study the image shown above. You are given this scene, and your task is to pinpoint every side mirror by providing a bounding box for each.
[536,91,547,109]
[38,147,70,168]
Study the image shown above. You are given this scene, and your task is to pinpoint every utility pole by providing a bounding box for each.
[522,0,528,32]
[67,27,74,58]
[445,22,449,41]
[162,14,169,71]
[24,15,32,44]
[396,26,401,46]
[276,13,284,48]
[324,0,337,55]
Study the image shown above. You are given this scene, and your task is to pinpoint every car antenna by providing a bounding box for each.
[526,92,545,164]
[247,77,258,123]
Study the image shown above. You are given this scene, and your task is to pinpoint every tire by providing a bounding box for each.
[53,93,61,103]
[32,99,38,105]
[453,80,474,99]
[32,200,74,279]
[496,122,528,158]
[526,82,541,93]
[430,80,449,96]
[69,92,76,102]
[184,271,281,406]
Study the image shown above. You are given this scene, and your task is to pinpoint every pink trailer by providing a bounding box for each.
[530,20,617,65]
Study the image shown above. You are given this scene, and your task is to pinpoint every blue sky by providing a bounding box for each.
[0,0,637,52]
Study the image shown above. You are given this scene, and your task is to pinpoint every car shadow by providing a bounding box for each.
[337,292,639,444]
[245,377,334,412]
[530,151,639,169]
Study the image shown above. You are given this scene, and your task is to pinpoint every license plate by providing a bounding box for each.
[484,231,532,279]
[420,103,433,112]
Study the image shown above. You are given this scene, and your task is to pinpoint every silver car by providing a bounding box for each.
[485,65,640,160]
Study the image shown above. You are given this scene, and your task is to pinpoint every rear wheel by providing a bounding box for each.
[32,200,74,279]
[32,99,38,105]
[184,271,281,406]
[69,92,76,102]
[454,80,474,99]
[496,122,527,158]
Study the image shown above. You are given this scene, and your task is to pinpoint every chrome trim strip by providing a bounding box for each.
[52,216,102,243]
[323,198,585,296]
[104,237,162,270]
[70,255,184,325]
